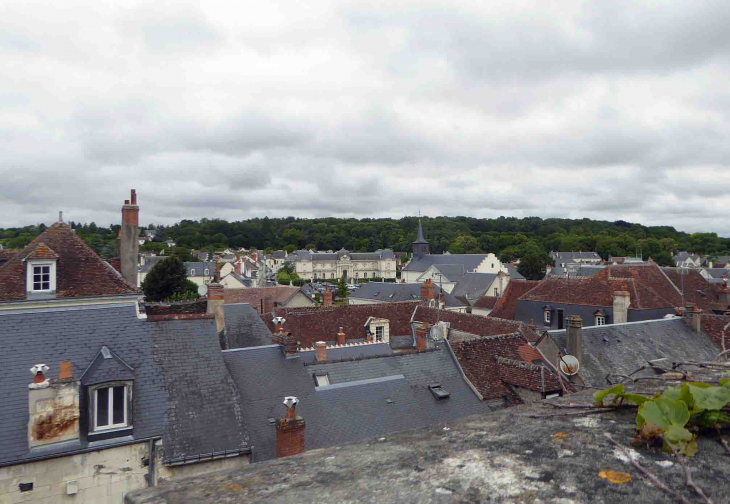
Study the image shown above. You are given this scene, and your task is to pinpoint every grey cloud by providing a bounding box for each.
[1,1,730,237]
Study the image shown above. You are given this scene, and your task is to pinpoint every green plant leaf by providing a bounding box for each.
[637,398,689,429]
[720,378,729,386]
[663,423,693,443]
[686,383,730,411]
[594,385,625,407]
[621,393,650,406]
[661,384,694,410]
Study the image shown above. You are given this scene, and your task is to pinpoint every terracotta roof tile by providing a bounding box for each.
[518,344,543,363]
[224,287,302,310]
[700,314,730,350]
[413,306,541,341]
[489,280,540,320]
[474,296,499,309]
[25,242,59,260]
[0,222,138,302]
[267,302,420,348]
[497,358,563,393]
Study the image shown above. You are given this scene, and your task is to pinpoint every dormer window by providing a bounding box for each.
[544,309,551,324]
[190,268,196,276]
[24,243,59,296]
[204,268,209,275]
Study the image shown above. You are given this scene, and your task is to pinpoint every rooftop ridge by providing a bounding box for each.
[496,356,543,371]
[304,347,439,366]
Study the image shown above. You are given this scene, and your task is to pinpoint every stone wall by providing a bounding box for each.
[0,442,148,504]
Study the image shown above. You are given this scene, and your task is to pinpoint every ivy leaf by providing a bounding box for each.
[686,383,730,411]
[663,423,696,457]
[594,385,625,407]
[637,398,689,429]
[661,385,694,410]
[638,422,664,440]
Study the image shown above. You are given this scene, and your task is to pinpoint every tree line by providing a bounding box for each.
[2,216,729,264]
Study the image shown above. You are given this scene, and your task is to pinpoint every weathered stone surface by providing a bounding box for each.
[126,390,730,503]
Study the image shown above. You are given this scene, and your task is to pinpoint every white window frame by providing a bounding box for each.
[190,268,196,276]
[364,272,368,278]
[544,310,551,323]
[93,384,128,431]
[595,316,606,326]
[26,260,57,293]
[375,326,384,342]
[204,269,209,275]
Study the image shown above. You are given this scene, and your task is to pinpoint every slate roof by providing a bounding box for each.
[222,303,274,350]
[429,264,468,282]
[402,254,487,273]
[272,250,286,259]
[224,287,309,312]
[222,340,490,462]
[0,303,248,467]
[705,268,730,279]
[138,255,167,273]
[450,272,499,300]
[268,302,421,348]
[506,267,525,280]
[413,220,428,244]
[548,318,719,387]
[488,280,541,320]
[546,265,606,278]
[0,223,138,302]
[183,262,215,277]
[348,282,465,308]
[296,250,395,262]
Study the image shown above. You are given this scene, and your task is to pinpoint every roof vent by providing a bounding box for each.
[101,346,112,359]
[429,383,450,399]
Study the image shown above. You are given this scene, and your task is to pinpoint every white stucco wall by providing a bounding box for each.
[283,292,316,309]
[220,275,247,289]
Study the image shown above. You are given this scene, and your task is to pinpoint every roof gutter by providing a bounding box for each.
[164,447,252,467]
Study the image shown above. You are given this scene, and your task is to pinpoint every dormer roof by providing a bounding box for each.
[80,345,135,386]
[0,222,138,302]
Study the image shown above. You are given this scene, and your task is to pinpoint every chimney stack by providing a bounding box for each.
[263,297,274,315]
[719,280,730,308]
[612,291,630,324]
[336,327,346,346]
[276,396,305,458]
[206,283,225,334]
[120,189,140,287]
[684,305,702,334]
[416,323,428,351]
[272,321,298,356]
[323,286,333,307]
[421,279,435,305]
[566,316,583,364]
[315,341,327,362]
[28,364,80,448]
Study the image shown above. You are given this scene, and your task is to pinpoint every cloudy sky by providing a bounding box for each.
[2,1,730,234]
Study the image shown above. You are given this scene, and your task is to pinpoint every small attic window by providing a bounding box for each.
[190,268,196,276]
[33,265,51,291]
[429,383,450,400]
[204,269,209,275]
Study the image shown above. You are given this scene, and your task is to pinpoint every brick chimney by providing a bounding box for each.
[206,283,225,334]
[315,341,327,362]
[272,321,298,356]
[323,286,333,307]
[719,280,730,308]
[421,279,435,305]
[276,396,305,458]
[28,363,80,448]
[263,297,274,315]
[416,323,428,351]
[120,189,139,286]
[612,291,630,324]
[336,327,346,346]
[566,316,583,364]
[234,260,242,275]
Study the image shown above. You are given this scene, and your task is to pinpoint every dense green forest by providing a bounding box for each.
[2,216,729,263]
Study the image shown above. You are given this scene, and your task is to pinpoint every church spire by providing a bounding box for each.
[412,218,429,256]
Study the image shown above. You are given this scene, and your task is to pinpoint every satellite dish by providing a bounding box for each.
[197,284,208,296]
[430,325,443,340]
[560,355,580,376]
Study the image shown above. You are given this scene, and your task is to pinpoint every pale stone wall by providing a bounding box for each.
[299,258,396,282]
[0,442,149,504]
[283,292,315,309]
[470,307,493,316]
[153,441,249,485]
[220,275,246,289]
[220,263,234,277]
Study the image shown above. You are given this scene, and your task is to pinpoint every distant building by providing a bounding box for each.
[292,249,396,282]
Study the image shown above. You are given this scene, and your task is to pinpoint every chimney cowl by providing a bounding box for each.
[30,364,50,387]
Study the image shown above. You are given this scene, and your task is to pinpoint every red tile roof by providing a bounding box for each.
[497,358,563,393]
[660,267,726,312]
[25,243,59,260]
[518,344,543,363]
[489,280,540,320]
[519,265,686,310]
[0,223,138,302]
[474,296,498,309]
[413,306,541,341]
[267,302,420,348]
[700,314,730,351]
[0,249,18,268]
[224,287,304,311]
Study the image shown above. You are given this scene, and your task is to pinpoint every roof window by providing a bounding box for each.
[429,383,450,400]
[314,373,330,387]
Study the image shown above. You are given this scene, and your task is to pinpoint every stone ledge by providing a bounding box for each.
[125,390,730,503]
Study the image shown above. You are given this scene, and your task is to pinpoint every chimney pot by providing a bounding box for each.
[131,189,137,205]
[336,327,346,346]
[59,361,72,379]
[315,341,327,362]
[206,283,225,334]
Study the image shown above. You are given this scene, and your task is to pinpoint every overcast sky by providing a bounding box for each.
[2,1,730,235]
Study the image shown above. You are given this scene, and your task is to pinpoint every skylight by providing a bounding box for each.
[428,383,450,400]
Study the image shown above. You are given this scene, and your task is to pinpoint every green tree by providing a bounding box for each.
[653,251,674,267]
[277,272,291,285]
[141,256,189,302]
[100,240,118,260]
[448,234,481,254]
[338,273,348,297]
[165,247,196,262]
[517,253,554,281]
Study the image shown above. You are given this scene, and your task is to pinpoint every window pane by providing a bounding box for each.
[113,386,126,425]
[97,388,109,427]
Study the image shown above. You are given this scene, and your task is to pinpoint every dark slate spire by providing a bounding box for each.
[412,219,430,256]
